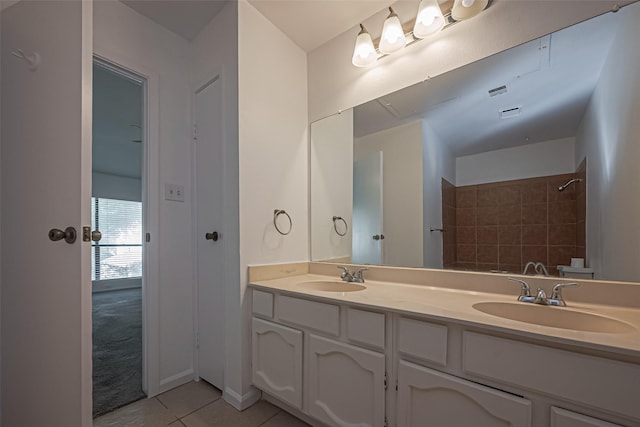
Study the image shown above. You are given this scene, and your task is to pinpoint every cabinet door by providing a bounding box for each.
[550,407,624,427]
[397,360,531,427]
[252,318,303,409]
[307,334,385,427]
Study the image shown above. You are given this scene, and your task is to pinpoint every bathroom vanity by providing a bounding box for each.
[249,263,640,427]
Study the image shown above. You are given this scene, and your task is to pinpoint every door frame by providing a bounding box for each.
[92,51,161,396]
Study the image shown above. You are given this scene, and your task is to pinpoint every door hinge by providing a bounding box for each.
[384,416,389,427]
[193,123,198,140]
[396,379,398,391]
[145,233,150,243]
[196,332,200,349]
[384,371,388,390]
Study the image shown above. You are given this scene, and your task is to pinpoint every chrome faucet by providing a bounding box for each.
[522,261,549,276]
[508,277,579,306]
[338,266,368,283]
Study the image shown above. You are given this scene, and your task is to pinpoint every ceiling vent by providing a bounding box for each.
[499,106,522,119]
[488,85,507,97]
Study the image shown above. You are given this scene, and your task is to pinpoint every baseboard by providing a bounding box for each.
[154,369,194,395]
[223,386,261,411]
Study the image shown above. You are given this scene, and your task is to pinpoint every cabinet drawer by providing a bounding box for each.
[397,317,447,366]
[278,295,339,336]
[347,308,385,349]
[397,360,531,427]
[550,407,624,427]
[252,289,273,318]
[463,331,640,421]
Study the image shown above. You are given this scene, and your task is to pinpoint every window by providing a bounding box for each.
[92,197,142,281]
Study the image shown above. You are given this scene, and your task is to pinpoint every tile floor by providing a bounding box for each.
[93,381,310,427]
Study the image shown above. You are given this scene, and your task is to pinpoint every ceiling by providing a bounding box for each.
[354,10,620,156]
[119,0,394,50]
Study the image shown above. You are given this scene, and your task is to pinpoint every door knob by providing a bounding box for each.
[91,231,102,242]
[205,231,219,241]
[49,227,77,244]
[372,234,385,241]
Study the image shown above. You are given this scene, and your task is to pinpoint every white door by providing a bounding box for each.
[352,151,383,264]
[194,76,225,389]
[1,2,93,426]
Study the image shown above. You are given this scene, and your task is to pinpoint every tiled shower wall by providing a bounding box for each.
[443,170,586,276]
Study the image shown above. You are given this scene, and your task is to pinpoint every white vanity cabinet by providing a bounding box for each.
[307,334,386,427]
[550,407,625,427]
[397,360,531,427]
[251,317,303,409]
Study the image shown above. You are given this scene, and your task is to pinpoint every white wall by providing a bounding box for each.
[310,109,353,262]
[456,137,576,186]
[94,1,195,395]
[355,121,423,267]
[575,2,640,282]
[190,1,243,408]
[237,0,308,406]
[307,0,625,122]
[422,121,455,269]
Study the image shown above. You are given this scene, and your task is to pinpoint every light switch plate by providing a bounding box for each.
[164,183,184,202]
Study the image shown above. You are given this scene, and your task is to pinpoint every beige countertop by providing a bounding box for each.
[250,273,640,359]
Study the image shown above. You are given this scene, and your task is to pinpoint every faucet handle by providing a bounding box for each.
[353,268,368,282]
[508,277,533,301]
[337,266,352,281]
[550,282,580,306]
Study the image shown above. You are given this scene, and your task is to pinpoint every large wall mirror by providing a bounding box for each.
[310,2,640,283]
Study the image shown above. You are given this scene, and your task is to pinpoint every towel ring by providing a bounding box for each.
[273,209,292,235]
[332,216,348,237]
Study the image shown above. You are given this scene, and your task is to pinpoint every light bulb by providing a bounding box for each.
[413,0,445,39]
[451,0,488,20]
[379,8,406,54]
[462,0,475,7]
[352,25,377,67]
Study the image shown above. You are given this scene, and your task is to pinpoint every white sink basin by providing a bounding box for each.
[297,280,366,293]
[472,301,634,333]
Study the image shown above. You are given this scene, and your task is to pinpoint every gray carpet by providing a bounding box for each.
[93,288,145,418]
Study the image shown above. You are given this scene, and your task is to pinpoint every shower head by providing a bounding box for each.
[558,178,583,192]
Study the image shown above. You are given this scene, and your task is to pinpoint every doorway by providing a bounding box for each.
[92,59,147,416]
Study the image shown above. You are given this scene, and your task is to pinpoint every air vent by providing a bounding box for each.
[500,106,521,119]
[488,85,507,97]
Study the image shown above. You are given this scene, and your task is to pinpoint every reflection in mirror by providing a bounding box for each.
[310,3,640,282]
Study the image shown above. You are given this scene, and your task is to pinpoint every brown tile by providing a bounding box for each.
[456,244,476,263]
[456,208,476,227]
[523,224,547,245]
[498,264,521,275]
[477,245,498,263]
[477,263,500,272]
[477,186,500,207]
[443,206,457,226]
[522,203,547,225]
[456,186,476,208]
[576,193,586,221]
[456,226,476,244]
[499,245,522,266]
[521,180,547,205]
[498,225,522,245]
[549,246,577,267]
[497,184,521,206]
[549,224,576,246]
[576,221,586,247]
[477,206,498,226]
[477,226,497,244]
[576,246,586,259]
[522,245,548,265]
[455,262,477,270]
[498,204,521,225]
[549,201,577,224]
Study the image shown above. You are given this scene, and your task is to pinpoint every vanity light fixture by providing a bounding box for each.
[379,7,406,54]
[352,0,490,67]
[413,0,445,39]
[451,0,489,21]
[352,24,378,67]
